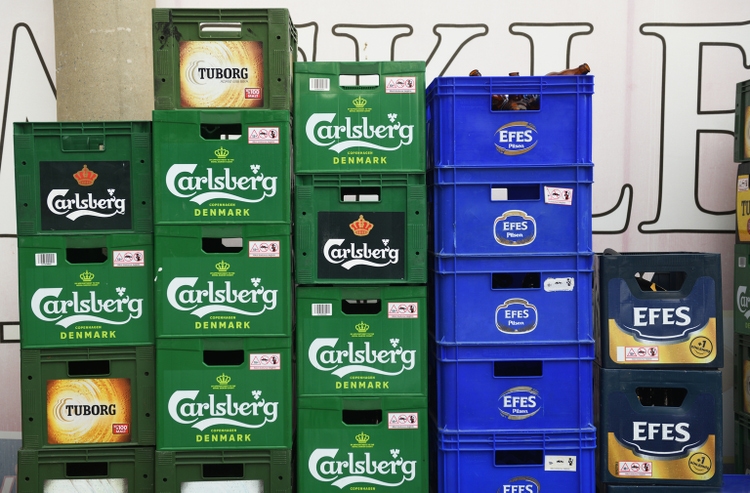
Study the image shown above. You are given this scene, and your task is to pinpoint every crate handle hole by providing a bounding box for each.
[200,123,241,140]
[202,237,243,253]
[341,187,380,202]
[68,360,110,376]
[491,273,540,289]
[342,299,381,315]
[203,463,244,478]
[634,271,686,292]
[495,449,543,465]
[342,409,382,425]
[66,247,108,264]
[635,387,687,407]
[203,349,244,366]
[494,360,542,377]
[67,462,108,477]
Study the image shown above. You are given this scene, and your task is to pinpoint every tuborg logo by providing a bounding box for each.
[185,61,249,85]
[500,476,541,493]
[496,299,538,334]
[323,215,400,270]
[499,387,542,420]
[165,159,277,205]
[495,122,538,155]
[308,332,416,377]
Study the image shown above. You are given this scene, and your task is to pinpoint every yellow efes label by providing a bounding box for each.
[608,318,717,364]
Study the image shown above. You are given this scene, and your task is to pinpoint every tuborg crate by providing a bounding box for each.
[294,61,426,174]
[434,427,596,493]
[429,164,592,256]
[156,337,292,451]
[296,285,427,398]
[596,367,723,486]
[156,449,292,493]
[154,224,292,338]
[426,75,593,167]
[152,8,297,110]
[21,346,155,449]
[735,79,750,163]
[152,109,291,226]
[433,341,594,433]
[14,121,152,235]
[432,254,593,345]
[736,163,750,243]
[17,233,153,349]
[294,173,427,284]
[595,251,723,368]
[17,447,154,493]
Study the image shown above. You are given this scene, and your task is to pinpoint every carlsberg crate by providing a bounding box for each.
[426,75,593,168]
[152,8,297,110]
[17,234,153,349]
[735,79,750,163]
[156,337,292,451]
[735,334,750,417]
[296,285,428,398]
[152,110,291,226]
[595,252,723,368]
[155,449,292,493]
[297,396,428,493]
[154,224,292,338]
[17,447,155,493]
[14,121,152,235]
[20,346,155,449]
[294,61,426,174]
[596,367,722,486]
[294,173,427,284]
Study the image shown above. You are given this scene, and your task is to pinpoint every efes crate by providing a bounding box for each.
[596,367,723,486]
[156,449,292,493]
[294,61,426,174]
[154,224,291,338]
[434,428,596,493]
[156,337,292,450]
[297,396,428,493]
[152,8,297,110]
[17,447,154,493]
[433,341,594,433]
[296,285,427,398]
[432,253,593,345]
[294,173,427,284]
[152,110,291,226]
[20,346,155,449]
[735,79,750,163]
[595,252,723,368]
[14,121,152,235]
[18,234,153,349]
[426,75,593,168]
[429,164,592,256]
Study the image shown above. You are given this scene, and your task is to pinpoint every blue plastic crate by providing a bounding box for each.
[426,75,593,167]
[433,341,594,432]
[434,427,596,493]
[432,254,593,345]
[429,164,592,256]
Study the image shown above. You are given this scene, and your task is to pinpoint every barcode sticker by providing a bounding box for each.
[309,78,330,91]
[312,303,332,316]
[35,253,57,266]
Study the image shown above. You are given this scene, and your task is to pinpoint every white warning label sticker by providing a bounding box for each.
[249,353,281,370]
[248,127,280,144]
[248,241,281,258]
[388,302,418,319]
[618,461,653,477]
[388,412,419,429]
[113,250,145,267]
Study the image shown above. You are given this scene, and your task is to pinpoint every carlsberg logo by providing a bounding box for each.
[309,338,416,377]
[31,288,143,328]
[168,390,278,430]
[309,449,417,488]
[738,286,750,319]
[323,239,400,270]
[166,277,277,317]
[165,164,277,204]
[47,189,127,221]
[305,113,414,153]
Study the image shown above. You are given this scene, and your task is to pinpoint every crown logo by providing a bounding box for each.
[355,321,370,333]
[355,432,370,444]
[215,260,230,272]
[214,147,230,159]
[216,373,231,385]
[349,215,374,236]
[73,165,98,186]
[79,270,95,282]
[352,96,367,108]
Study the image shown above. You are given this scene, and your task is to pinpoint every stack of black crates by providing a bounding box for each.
[149,8,297,492]
[292,61,430,492]
[426,73,596,491]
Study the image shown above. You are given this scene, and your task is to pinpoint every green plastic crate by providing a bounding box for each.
[736,413,750,475]
[21,346,155,449]
[735,79,750,163]
[154,224,292,338]
[18,234,153,349]
[152,8,297,110]
[152,109,291,226]
[736,334,750,418]
[14,121,152,235]
[294,61,426,173]
[156,337,292,451]
[296,285,427,398]
[294,173,427,284]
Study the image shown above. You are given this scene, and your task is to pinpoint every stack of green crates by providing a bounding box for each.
[293,61,430,492]
[13,121,157,490]
[150,8,297,492]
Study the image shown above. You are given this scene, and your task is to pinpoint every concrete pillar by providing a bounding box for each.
[53,0,155,121]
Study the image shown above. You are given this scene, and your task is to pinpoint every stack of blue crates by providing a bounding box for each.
[426,74,596,492]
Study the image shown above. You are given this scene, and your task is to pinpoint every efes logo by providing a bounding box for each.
[495,122,538,155]
[496,299,538,334]
[499,387,542,420]
[211,260,235,278]
[349,96,372,113]
[499,476,541,493]
[494,210,536,246]
[73,165,98,186]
